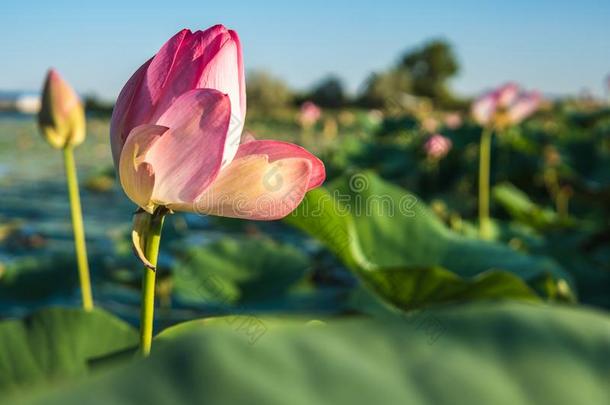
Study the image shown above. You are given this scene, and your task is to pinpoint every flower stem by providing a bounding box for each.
[478,127,493,240]
[556,187,570,220]
[139,210,165,356]
[63,146,93,311]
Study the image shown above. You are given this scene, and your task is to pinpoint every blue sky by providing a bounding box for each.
[1,0,609,101]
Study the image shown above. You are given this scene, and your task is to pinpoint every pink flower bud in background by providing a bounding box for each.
[424,134,452,160]
[38,69,85,149]
[299,101,322,127]
[112,26,325,219]
[444,112,462,129]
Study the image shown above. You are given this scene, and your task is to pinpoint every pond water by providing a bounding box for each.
[0,116,133,256]
[0,117,204,320]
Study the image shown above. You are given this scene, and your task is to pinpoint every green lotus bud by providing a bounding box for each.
[38,69,86,149]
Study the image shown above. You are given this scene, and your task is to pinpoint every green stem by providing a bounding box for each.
[63,146,93,311]
[139,210,165,356]
[478,127,493,240]
[556,187,570,220]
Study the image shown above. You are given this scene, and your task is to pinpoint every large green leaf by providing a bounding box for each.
[0,307,137,399]
[18,303,610,405]
[492,182,567,230]
[361,267,538,309]
[285,172,573,309]
[173,237,311,305]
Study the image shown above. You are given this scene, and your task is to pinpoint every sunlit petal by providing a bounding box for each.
[119,124,169,212]
[235,139,325,189]
[187,155,313,220]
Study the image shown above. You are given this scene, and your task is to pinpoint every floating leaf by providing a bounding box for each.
[285,172,573,309]
[173,237,311,305]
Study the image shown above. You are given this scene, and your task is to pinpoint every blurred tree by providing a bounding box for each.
[84,95,113,116]
[358,68,412,109]
[246,70,293,112]
[400,39,459,106]
[308,75,347,108]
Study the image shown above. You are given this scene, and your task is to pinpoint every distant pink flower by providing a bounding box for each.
[471,83,541,128]
[299,101,321,127]
[496,82,519,108]
[471,91,498,126]
[424,134,452,160]
[444,112,462,129]
[111,26,325,219]
[507,91,542,124]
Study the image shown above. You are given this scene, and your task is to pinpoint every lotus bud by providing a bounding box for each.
[299,101,322,128]
[38,69,85,149]
[424,134,452,160]
[444,112,462,129]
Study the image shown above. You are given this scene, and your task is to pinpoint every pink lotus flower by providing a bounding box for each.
[507,91,542,123]
[471,82,541,128]
[496,82,519,108]
[424,134,452,160]
[111,26,325,219]
[299,101,321,127]
[471,91,498,127]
